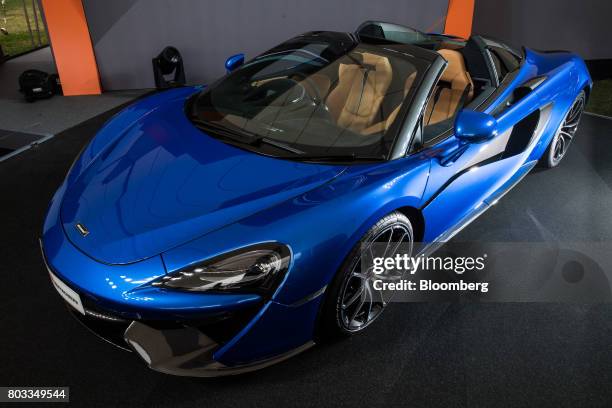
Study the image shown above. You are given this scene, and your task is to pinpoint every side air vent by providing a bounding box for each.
[502,110,541,158]
[502,103,553,159]
[521,76,547,90]
[491,76,547,116]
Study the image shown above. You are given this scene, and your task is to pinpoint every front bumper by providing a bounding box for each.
[124,321,314,377]
[43,240,321,376]
[64,303,314,377]
[41,183,324,376]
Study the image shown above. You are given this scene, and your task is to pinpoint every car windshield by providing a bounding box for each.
[188,35,429,160]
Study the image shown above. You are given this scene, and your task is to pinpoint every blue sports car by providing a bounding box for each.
[41,23,591,376]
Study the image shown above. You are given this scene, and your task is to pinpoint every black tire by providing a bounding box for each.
[540,90,586,168]
[317,211,413,340]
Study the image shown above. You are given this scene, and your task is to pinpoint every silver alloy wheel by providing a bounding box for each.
[551,93,586,165]
[338,224,413,332]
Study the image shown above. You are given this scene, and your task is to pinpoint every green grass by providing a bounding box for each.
[0,0,48,57]
[587,80,612,117]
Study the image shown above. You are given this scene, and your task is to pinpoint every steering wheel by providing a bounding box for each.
[289,72,324,106]
[285,73,336,124]
[244,75,333,122]
[261,76,322,108]
[243,77,307,107]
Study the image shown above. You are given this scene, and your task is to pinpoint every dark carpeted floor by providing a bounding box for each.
[0,110,611,407]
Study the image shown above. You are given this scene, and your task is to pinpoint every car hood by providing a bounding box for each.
[60,93,345,265]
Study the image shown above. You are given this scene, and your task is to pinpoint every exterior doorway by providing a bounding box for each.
[0,0,49,61]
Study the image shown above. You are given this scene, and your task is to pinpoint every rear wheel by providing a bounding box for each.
[541,90,586,168]
[317,211,413,339]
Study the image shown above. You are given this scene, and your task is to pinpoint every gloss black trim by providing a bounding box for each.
[419,153,503,210]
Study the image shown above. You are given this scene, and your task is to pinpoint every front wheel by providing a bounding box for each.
[541,90,586,168]
[317,211,414,339]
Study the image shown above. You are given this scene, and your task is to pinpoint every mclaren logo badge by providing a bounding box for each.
[75,223,90,237]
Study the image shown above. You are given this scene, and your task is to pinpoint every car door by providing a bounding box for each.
[419,45,544,243]
[419,122,525,242]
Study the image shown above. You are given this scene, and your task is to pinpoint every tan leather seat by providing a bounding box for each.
[303,73,332,99]
[425,49,474,125]
[326,53,393,133]
[362,72,417,135]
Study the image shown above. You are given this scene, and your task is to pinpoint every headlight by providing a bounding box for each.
[152,243,290,294]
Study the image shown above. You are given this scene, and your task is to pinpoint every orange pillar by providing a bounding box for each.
[444,0,475,39]
[40,0,101,96]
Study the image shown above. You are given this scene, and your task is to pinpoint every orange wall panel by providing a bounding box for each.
[444,0,475,39]
[41,0,101,96]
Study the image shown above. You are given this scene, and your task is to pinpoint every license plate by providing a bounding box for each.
[49,272,85,315]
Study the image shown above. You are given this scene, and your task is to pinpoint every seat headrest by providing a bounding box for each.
[337,52,392,98]
[361,52,392,72]
[438,49,469,88]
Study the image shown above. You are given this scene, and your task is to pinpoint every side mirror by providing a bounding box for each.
[454,110,498,142]
[225,53,245,73]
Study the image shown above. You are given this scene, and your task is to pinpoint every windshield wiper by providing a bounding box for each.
[191,119,383,161]
[191,119,304,155]
[252,137,304,154]
[293,154,385,162]
[191,119,258,141]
